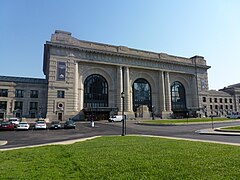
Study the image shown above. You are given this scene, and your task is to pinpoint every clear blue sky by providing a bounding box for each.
[1,0,240,90]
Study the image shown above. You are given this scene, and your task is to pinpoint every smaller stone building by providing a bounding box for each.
[199,84,240,117]
[0,76,47,120]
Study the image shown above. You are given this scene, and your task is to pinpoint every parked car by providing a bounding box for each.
[109,115,123,122]
[9,118,20,126]
[226,112,240,119]
[35,120,47,129]
[0,121,15,131]
[50,121,61,129]
[16,122,30,130]
[64,120,76,129]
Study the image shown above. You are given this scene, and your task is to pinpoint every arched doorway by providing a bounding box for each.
[84,74,109,120]
[132,78,152,116]
[171,81,187,118]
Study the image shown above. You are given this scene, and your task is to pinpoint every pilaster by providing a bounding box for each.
[117,66,123,111]
[74,62,79,111]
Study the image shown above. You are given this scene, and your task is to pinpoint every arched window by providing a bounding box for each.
[132,78,152,111]
[84,74,108,107]
[171,81,186,111]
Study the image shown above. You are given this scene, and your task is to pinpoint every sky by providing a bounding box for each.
[1,0,240,90]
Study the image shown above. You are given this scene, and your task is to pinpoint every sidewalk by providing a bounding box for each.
[196,128,240,136]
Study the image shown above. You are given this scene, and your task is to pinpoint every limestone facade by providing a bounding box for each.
[43,30,210,120]
[6,30,240,121]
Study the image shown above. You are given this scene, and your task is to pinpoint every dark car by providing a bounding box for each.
[64,120,76,129]
[0,121,15,131]
[50,121,61,129]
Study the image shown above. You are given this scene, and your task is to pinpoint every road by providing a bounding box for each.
[1,120,240,149]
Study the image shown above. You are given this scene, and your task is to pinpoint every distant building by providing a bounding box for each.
[1,30,238,121]
[0,76,47,120]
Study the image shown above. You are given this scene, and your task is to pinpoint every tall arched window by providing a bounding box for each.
[171,81,186,111]
[133,78,152,111]
[84,74,108,107]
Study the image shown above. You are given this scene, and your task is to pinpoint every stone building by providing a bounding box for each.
[199,84,240,117]
[0,76,47,120]
[43,30,210,120]
[3,30,239,121]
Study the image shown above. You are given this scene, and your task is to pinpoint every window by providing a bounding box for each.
[230,105,233,109]
[220,105,223,109]
[209,98,212,103]
[30,102,38,110]
[30,90,38,98]
[84,74,108,108]
[14,101,23,110]
[133,78,152,111]
[220,98,222,103]
[171,81,186,111]
[202,97,206,102]
[229,99,233,103]
[225,105,228,109]
[0,101,7,110]
[215,105,218,109]
[225,98,228,103]
[210,105,213,110]
[57,90,65,98]
[214,98,218,103]
[0,89,8,97]
[15,89,24,98]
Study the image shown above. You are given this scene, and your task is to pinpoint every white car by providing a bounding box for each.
[9,118,20,126]
[16,122,30,130]
[35,121,47,129]
[109,115,123,122]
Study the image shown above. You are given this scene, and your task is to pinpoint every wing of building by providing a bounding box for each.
[1,30,238,121]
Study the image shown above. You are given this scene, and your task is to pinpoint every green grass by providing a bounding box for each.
[1,136,240,179]
[221,126,240,131]
[142,118,231,124]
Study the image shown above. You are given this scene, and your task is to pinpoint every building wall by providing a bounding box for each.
[43,30,210,120]
[0,79,47,120]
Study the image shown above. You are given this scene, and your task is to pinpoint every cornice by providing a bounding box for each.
[46,41,211,70]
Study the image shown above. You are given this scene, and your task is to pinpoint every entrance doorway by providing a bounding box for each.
[58,112,63,121]
[0,112,4,120]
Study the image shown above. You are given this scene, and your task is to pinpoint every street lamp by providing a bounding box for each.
[121,92,126,136]
[152,105,155,120]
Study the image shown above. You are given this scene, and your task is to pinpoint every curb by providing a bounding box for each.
[0,136,101,151]
[0,141,7,146]
[196,128,240,136]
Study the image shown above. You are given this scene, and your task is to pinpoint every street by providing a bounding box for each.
[1,120,240,149]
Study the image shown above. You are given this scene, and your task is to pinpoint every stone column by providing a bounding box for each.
[159,71,166,112]
[74,62,79,111]
[165,72,172,111]
[117,66,123,111]
[124,67,130,111]
[79,75,84,110]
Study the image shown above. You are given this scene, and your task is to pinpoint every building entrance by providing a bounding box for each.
[83,107,118,121]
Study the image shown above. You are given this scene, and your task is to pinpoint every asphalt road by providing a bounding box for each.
[1,120,240,149]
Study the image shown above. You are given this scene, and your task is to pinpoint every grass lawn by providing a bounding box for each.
[1,136,240,179]
[142,118,233,124]
[220,126,240,131]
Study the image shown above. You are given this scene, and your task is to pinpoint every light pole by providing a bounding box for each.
[211,111,214,129]
[152,105,155,120]
[121,92,125,136]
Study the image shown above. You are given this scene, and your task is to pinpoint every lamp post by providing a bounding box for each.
[121,92,125,136]
[211,111,214,129]
[152,105,155,120]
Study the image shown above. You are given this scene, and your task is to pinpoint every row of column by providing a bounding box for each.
[117,66,172,114]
